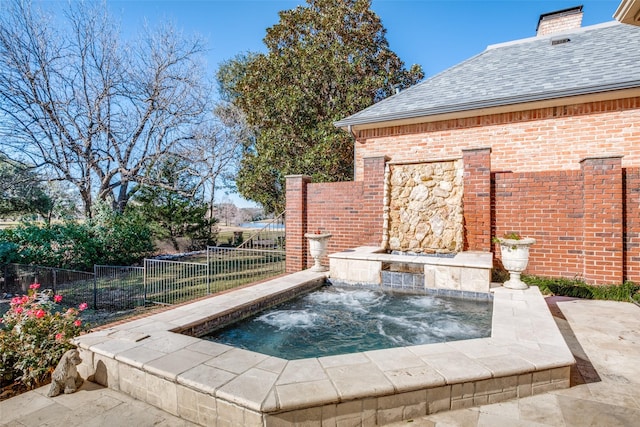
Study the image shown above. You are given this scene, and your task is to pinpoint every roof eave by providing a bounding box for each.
[614,0,640,26]
[335,81,640,131]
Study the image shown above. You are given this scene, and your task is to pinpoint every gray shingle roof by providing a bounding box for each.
[335,21,640,128]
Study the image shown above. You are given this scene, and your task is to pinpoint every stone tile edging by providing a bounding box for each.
[73,271,574,426]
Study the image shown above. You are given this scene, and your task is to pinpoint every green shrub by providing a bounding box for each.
[91,206,156,266]
[0,241,19,264]
[0,208,155,270]
[0,222,99,270]
[0,283,87,389]
[590,281,640,301]
[522,275,640,302]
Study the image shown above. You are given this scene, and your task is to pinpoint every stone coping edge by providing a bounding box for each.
[73,271,575,417]
[328,246,493,269]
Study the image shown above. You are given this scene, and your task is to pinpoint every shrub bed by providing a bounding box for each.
[0,283,87,400]
[521,275,640,304]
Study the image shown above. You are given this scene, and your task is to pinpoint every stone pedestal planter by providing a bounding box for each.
[304,233,332,272]
[497,237,536,290]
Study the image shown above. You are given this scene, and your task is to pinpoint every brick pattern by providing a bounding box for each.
[361,156,387,244]
[288,161,640,284]
[286,99,640,284]
[463,148,492,251]
[354,97,640,180]
[493,170,585,279]
[285,175,311,273]
[307,181,363,250]
[625,168,640,280]
[493,158,637,284]
[286,157,387,270]
[580,157,623,284]
[537,12,583,37]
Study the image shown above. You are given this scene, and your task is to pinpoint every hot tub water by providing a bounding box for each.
[205,285,492,359]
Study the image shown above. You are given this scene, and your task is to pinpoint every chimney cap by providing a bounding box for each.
[536,5,584,32]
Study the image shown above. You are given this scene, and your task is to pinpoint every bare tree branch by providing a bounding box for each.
[175,103,247,222]
[0,0,210,216]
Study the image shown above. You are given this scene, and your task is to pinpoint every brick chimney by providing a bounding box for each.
[536,6,584,36]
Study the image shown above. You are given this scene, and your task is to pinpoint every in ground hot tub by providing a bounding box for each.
[73,267,574,426]
[203,284,493,360]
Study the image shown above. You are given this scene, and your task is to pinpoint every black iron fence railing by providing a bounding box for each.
[0,246,285,313]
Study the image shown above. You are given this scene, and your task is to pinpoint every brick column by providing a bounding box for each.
[580,156,623,284]
[462,147,492,251]
[362,156,388,246]
[285,175,311,273]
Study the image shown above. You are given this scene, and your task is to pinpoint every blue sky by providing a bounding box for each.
[108,0,619,78]
[105,0,619,207]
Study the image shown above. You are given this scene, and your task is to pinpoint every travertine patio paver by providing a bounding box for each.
[384,297,640,426]
[2,296,638,426]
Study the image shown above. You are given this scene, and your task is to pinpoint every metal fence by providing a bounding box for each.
[1,245,286,312]
[237,212,285,250]
[207,246,286,291]
[143,259,209,306]
[93,265,145,310]
[142,247,286,305]
[0,263,95,309]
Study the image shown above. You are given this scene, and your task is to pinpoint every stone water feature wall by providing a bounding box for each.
[386,159,464,253]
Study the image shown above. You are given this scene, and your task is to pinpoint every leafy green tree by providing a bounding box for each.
[0,155,52,218]
[132,157,215,251]
[217,53,258,104]
[229,0,423,212]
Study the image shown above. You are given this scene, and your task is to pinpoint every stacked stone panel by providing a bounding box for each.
[387,160,464,253]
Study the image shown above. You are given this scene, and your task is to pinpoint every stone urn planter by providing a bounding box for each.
[495,236,536,290]
[304,232,332,272]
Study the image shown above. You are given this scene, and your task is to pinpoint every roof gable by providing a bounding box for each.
[335,21,640,128]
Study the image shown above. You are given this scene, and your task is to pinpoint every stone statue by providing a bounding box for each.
[47,349,84,397]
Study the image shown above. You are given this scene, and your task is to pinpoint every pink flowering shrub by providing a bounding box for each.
[0,283,88,389]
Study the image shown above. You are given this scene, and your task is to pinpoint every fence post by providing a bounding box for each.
[206,248,211,294]
[52,268,57,294]
[143,259,147,306]
[93,265,98,310]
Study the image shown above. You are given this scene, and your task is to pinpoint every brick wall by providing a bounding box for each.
[463,148,492,252]
[493,157,632,284]
[625,168,640,280]
[287,158,640,284]
[580,156,623,284]
[284,175,311,272]
[353,97,640,181]
[493,169,585,279]
[286,98,640,284]
[285,157,386,272]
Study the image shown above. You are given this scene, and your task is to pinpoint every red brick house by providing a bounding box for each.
[286,6,640,285]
